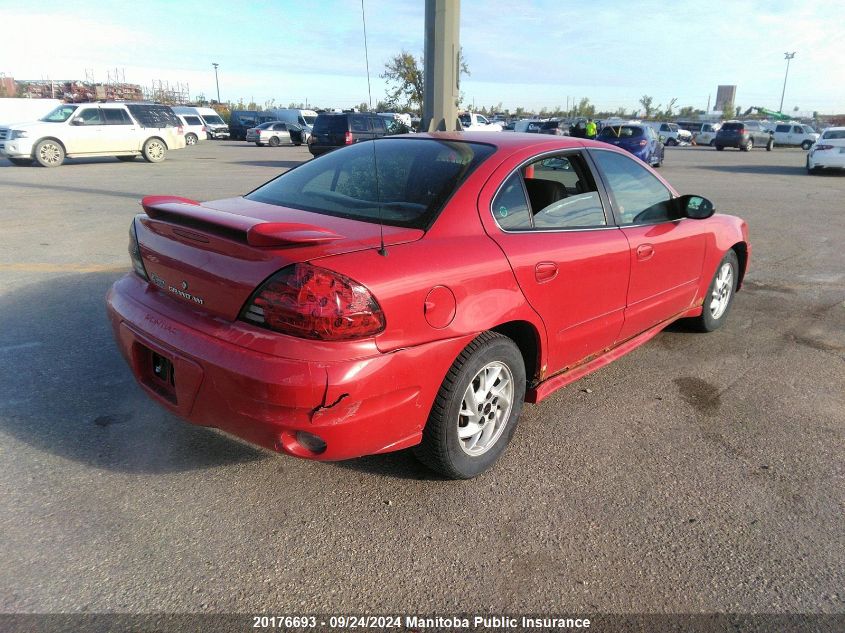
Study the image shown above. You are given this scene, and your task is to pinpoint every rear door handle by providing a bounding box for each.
[636,244,655,261]
[535,261,558,283]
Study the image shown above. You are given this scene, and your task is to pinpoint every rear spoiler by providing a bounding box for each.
[140,196,344,247]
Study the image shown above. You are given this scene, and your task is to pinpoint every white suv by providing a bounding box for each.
[0,102,186,167]
[646,122,692,145]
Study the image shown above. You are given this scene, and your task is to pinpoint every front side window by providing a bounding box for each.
[491,153,607,231]
[247,139,495,230]
[590,150,674,225]
[793,126,804,134]
[74,108,104,125]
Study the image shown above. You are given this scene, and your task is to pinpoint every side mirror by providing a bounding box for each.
[679,194,715,219]
[71,118,85,126]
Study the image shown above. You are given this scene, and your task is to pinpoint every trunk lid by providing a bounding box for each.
[136,195,423,321]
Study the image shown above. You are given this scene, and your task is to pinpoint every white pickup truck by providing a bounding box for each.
[458,112,503,132]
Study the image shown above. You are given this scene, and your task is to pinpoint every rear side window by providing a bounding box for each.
[776,124,790,133]
[126,104,179,128]
[492,153,606,230]
[350,115,369,132]
[102,109,132,125]
[183,115,202,126]
[247,139,495,229]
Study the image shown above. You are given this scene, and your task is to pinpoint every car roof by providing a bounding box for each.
[398,131,613,152]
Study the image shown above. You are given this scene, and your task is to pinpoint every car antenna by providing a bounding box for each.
[370,139,387,257]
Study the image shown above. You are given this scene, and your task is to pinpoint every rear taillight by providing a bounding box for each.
[128,219,148,281]
[814,144,834,151]
[344,131,353,144]
[240,263,385,341]
[177,125,184,135]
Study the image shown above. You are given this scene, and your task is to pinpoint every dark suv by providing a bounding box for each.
[308,113,401,157]
[715,120,774,152]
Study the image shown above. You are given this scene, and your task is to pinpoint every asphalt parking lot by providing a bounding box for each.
[0,141,843,617]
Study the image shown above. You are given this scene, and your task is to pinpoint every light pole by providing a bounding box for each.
[779,52,795,113]
[212,62,221,104]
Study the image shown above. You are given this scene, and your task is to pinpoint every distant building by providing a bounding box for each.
[0,75,16,96]
[715,85,737,111]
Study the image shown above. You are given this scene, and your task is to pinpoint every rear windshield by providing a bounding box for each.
[126,104,179,128]
[246,139,496,230]
[598,125,644,138]
[822,129,845,139]
[257,122,276,129]
[540,121,561,130]
[721,122,744,131]
[313,115,349,133]
[203,114,225,125]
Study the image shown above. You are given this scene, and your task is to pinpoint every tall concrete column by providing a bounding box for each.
[422,0,460,132]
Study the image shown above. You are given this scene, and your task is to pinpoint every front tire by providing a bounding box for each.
[141,138,167,163]
[801,140,813,150]
[34,139,65,167]
[709,139,716,147]
[414,332,526,479]
[687,251,739,332]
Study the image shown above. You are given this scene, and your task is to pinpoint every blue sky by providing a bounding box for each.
[2,0,843,113]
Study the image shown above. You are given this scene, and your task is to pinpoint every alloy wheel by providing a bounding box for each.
[709,262,734,320]
[457,361,514,456]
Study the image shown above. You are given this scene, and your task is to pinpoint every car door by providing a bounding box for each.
[65,107,107,154]
[100,107,138,151]
[481,150,631,374]
[589,148,706,341]
[793,125,805,146]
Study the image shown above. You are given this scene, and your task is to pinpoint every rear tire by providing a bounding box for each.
[766,138,774,151]
[255,141,262,146]
[686,251,739,332]
[709,139,716,147]
[715,145,724,151]
[268,136,281,147]
[741,139,753,152]
[8,157,33,166]
[34,139,65,167]
[185,133,198,146]
[141,138,167,163]
[413,332,526,479]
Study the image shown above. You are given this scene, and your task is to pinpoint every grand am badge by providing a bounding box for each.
[150,272,204,305]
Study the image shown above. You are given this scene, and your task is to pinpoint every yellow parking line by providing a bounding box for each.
[0,263,128,273]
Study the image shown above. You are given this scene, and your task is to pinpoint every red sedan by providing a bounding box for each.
[107,133,749,479]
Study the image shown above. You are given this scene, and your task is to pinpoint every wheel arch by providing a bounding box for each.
[32,136,66,156]
[730,241,749,290]
[490,320,541,388]
[144,135,169,149]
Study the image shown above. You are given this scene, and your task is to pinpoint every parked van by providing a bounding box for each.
[175,114,206,145]
[172,106,229,139]
[266,109,319,143]
[229,110,277,140]
[772,122,819,150]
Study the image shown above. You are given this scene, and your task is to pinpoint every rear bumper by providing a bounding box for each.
[106,274,467,461]
[308,144,337,157]
[809,150,845,169]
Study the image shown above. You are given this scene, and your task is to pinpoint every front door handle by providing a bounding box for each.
[636,244,655,261]
[535,261,558,283]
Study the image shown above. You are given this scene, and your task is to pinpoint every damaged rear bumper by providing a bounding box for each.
[106,274,468,461]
